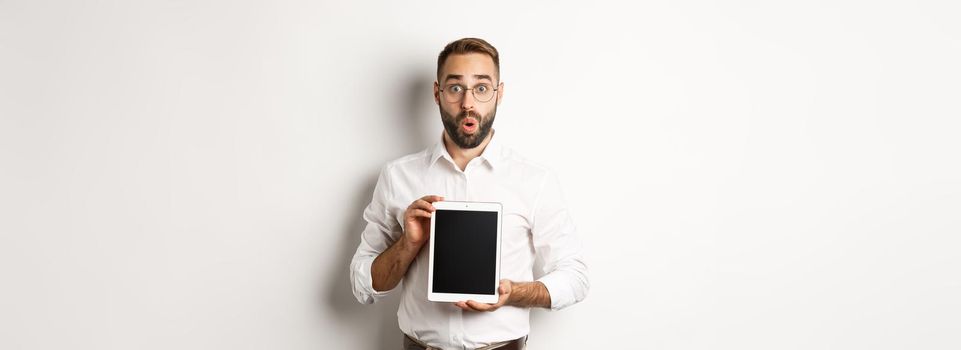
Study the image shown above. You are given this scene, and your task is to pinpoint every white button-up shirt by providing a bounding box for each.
[349,130,589,349]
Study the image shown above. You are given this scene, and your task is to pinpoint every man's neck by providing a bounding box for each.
[442,130,494,172]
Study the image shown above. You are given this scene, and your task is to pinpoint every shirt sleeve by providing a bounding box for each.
[349,164,403,304]
[531,170,590,311]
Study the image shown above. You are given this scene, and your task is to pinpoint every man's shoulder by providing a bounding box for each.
[494,146,559,182]
[379,147,433,174]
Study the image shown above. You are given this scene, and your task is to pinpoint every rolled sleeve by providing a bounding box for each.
[531,170,590,311]
[351,252,396,304]
[349,165,402,304]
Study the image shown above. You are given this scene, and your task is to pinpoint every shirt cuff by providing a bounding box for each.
[357,258,395,304]
[536,272,576,311]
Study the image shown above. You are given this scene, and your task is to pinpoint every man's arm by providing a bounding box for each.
[455,279,551,312]
[371,195,444,292]
[371,235,421,292]
[507,281,551,308]
[349,164,442,304]
[528,170,589,310]
[349,166,400,304]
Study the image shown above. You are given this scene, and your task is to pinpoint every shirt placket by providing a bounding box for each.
[450,167,470,348]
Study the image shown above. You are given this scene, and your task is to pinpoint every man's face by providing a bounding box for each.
[434,53,504,149]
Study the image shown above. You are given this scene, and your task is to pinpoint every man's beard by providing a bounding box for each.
[440,106,496,149]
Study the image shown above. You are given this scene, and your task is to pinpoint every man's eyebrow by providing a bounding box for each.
[443,74,495,82]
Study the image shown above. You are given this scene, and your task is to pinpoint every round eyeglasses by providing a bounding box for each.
[439,83,499,103]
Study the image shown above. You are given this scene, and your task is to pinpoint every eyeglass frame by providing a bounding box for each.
[437,81,502,103]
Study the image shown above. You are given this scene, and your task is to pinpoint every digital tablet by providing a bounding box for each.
[427,201,503,304]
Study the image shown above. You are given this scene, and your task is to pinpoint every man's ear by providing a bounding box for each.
[496,82,504,106]
[433,81,441,105]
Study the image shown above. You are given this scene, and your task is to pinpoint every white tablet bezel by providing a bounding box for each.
[427,200,502,304]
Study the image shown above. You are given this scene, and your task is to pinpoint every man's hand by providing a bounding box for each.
[403,195,444,248]
[454,280,552,311]
[454,279,512,312]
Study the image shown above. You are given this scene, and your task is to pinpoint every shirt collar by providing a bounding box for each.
[429,129,502,171]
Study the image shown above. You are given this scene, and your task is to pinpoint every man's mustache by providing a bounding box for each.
[456,111,480,122]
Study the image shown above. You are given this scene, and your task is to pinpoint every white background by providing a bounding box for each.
[1,1,959,349]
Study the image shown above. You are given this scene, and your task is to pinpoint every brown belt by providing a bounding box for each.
[404,333,527,350]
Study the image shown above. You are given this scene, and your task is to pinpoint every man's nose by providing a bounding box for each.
[460,90,475,111]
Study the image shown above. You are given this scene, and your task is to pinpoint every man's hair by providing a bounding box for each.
[437,37,500,81]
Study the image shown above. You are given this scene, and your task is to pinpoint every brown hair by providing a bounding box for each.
[437,37,500,81]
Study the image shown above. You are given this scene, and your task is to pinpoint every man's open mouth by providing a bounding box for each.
[462,117,478,133]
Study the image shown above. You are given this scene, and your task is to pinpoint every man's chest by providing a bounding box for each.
[386,170,540,237]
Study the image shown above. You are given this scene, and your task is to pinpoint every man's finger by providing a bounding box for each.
[421,195,445,203]
[407,208,431,219]
[410,200,436,212]
[454,301,486,312]
[465,300,495,312]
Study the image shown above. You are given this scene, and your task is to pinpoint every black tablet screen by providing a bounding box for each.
[432,209,498,295]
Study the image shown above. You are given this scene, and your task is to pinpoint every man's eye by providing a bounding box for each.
[449,85,464,93]
[476,85,490,93]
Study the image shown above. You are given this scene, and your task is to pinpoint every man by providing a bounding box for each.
[350,38,589,350]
